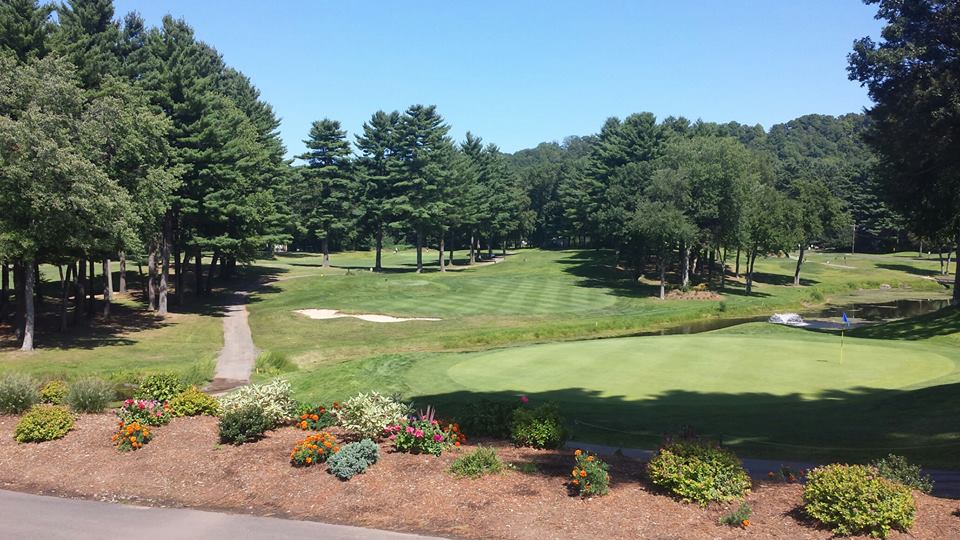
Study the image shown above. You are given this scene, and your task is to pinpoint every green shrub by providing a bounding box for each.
[458,399,519,438]
[169,386,221,417]
[803,464,915,538]
[327,439,380,480]
[808,287,825,302]
[870,454,933,494]
[647,439,751,506]
[510,403,566,449]
[0,372,40,414]
[719,501,752,528]
[39,380,68,405]
[254,351,297,377]
[449,446,504,479]
[570,449,610,497]
[66,377,114,413]
[136,372,185,403]
[218,379,296,427]
[14,405,74,443]
[333,392,410,439]
[218,405,272,445]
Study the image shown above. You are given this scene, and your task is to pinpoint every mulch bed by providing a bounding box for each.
[0,414,957,539]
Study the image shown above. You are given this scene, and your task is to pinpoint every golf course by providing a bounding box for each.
[234,248,960,467]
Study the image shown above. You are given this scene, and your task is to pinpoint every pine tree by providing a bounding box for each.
[52,0,120,89]
[355,110,401,271]
[296,119,357,267]
[0,0,53,61]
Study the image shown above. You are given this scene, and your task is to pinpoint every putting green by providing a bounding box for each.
[446,333,956,399]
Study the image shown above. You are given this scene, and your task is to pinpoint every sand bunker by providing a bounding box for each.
[295,309,441,323]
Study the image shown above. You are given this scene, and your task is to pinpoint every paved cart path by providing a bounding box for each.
[205,292,257,394]
[0,489,444,540]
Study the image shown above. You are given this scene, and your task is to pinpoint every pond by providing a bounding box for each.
[637,297,952,336]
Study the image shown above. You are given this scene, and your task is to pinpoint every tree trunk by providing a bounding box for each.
[147,249,157,311]
[34,262,42,310]
[448,231,454,267]
[102,259,111,318]
[719,248,727,290]
[469,232,476,264]
[734,248,741,279]
[746,248,758,295]
[793,245,806,287]
[415,229,423,273]
[159,225,170,316]
[939,251,946,275]
[118,251,127,294]
[487,238,493,259]
[194,250,203,297]
[374,222,383,272]
[953,227,960,305]
[206,251,219,293]
[322,237,330,268]
[74,259,86,323]
[14,263,25,339]
[60,263,73,332]
[87,259,95,318]
[659,260,666,300]
[439,233,446,272]
[0,262,8,318]
[502,241,507,256]
[681,242,690,288]
[20,259,35,351]
[173,247,182,305]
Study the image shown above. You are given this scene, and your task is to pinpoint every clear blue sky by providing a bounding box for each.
[114,1,882,157]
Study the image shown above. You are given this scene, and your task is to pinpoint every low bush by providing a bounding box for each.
[14,405,74,443]
[647,439,751,506]
[113,420,152,451]
[255,351,297,377]
[218,405,272,445]
[168,386,221,417]
[289,431,339,467]
[510,403,566,449]
[0,372,40,414]
[39,380,69,405]
[66,377,114,413]
[294,403,336,430]
[803,464,915,538]
[569,449,610,497]
[719,501,752,529]
[458,399,520,438]
[870,454,933,494]
[218,379,296,427]
[385,418,461,456]
[327,439,380,480]
[334,392,410,439]
[116,399,171,426]
[135,372,185,403]
[449,446,504,479]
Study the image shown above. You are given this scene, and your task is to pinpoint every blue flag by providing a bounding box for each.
[842,311,850,327]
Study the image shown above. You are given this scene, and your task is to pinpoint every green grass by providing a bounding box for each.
[282,310,960,467]
[248,248,947,368]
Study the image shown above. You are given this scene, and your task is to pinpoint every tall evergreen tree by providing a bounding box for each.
[0,0,53,61]
[355,110,401,271]
[296,119,356,267]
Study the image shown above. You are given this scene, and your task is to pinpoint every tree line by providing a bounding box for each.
[2,0,957,352]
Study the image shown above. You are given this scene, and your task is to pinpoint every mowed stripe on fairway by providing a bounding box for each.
[445,333,956,400]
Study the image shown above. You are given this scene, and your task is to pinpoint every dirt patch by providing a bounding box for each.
[0,414,957,539]
[665,290,723,301]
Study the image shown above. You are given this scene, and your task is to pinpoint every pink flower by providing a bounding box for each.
[406,426,415,434]
[414,429,424,438]
[388,434,396,440]
[137,402,145,410]
[433,434,443,442]
[519,395,529,404]
[431,420,438,425]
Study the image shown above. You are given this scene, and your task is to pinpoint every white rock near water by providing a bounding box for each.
[768,313,808,326]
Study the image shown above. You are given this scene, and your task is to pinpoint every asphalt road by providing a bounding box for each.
[0,489,443,540]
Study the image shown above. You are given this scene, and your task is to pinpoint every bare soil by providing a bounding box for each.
[0,414,957,539]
